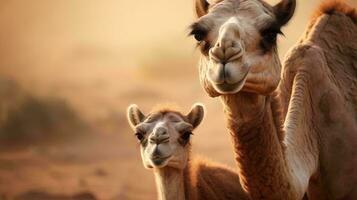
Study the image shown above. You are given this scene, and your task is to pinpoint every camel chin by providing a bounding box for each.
[210,78,247,95]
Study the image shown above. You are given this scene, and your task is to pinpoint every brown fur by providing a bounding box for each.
[184,155,249,200]
[194,0,357,199]
[221,92,298,199]
[302,0,357,41]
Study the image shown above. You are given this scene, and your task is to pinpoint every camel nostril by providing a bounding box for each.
[211,36,244,64]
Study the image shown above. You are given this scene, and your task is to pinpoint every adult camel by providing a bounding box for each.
[189,0,357,199]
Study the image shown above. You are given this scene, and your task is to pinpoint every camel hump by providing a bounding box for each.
[303,0,356,76]
[310,1,356,117]
[282,1,357,119]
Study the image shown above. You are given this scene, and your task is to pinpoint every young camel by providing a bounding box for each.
[127,104,249,200]
[189,0,357,199]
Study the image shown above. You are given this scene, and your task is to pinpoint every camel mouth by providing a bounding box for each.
[150,155,172,167]
[211,72,248,94]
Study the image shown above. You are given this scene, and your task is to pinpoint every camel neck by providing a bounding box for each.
[154,167,187,200]
[220,92,298,199]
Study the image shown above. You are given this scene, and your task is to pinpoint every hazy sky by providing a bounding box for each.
[0,0,355,75]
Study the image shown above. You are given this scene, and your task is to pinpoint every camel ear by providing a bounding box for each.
[195,0,210,17]
[186,103,205,129]
[273,0,296,27]
[127,104,145,129]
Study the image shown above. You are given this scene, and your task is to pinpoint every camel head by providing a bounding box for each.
[127,103,205,170]
[189,0,295,96]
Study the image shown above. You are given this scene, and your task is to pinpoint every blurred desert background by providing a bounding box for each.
[0,0,355,200]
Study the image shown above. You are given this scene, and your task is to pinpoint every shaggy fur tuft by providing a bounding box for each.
[312,0,357,23]
[147,103,186,119]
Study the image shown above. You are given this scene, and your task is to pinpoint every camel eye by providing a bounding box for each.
[135,132,144,141]
[181,132,192,141]
[194,32,205,41]
[191,29,207,42]
[189,23,208,42]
